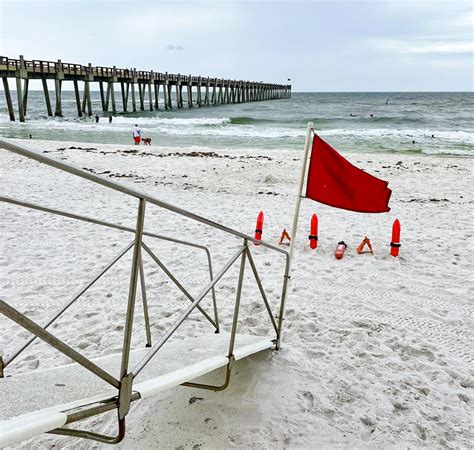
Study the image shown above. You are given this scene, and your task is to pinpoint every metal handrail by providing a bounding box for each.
[0,138,291,443]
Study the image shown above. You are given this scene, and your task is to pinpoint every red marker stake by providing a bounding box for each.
[390,219,401,257]
[335,241,347,259]
[255,211,264,244]
[309,213,318,249]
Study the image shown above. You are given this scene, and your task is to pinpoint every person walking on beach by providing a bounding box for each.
[132,124,141,145]
[109,115,113,124]
[95,114,100,123]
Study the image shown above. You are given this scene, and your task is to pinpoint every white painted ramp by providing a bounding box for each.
[0,333,273,448]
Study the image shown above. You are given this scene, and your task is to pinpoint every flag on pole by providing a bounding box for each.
[305,134,392,213]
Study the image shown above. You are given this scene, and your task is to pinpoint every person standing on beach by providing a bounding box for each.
[132,124,141,145]
[109,115,113,124]
[95,114,99,123]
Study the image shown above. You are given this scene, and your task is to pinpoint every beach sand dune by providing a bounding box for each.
[1,139,472,449]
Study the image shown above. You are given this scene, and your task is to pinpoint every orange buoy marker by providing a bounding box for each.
[335,241,347,259]
[279,228,292,246]
[254,211,264,244]
[356,236,374,255]
[390,219,401,257]
[309,213,318,249]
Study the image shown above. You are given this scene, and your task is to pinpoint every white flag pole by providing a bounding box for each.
[278,121,313,347]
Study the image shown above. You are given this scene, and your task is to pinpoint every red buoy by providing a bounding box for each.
[309,213,318,249]
[390,219,401,257]
[255,211,264,243]
[335,241,347,259]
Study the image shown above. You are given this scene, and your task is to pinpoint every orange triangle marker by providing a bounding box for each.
[356,236,374,255]
[279,228,292,246]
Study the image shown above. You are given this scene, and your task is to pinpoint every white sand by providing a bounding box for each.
[1,139,472,449]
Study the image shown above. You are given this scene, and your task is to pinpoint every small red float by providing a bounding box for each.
[390,219,401,257]
[255,211,264,243]
[309,213,318,249]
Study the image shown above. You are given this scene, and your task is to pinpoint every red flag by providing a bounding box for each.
[306,134,391,213]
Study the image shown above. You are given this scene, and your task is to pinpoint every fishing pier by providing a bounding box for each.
[0,55,291,122]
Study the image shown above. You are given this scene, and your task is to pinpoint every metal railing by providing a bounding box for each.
[0,137,290,444]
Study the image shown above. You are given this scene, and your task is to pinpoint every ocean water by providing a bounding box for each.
[0,91,472,155]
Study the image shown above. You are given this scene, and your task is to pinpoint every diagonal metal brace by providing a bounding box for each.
[0,300,120,389]
[141,242,218,330]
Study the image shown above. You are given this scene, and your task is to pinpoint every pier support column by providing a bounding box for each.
[167,83,172,109]
[131,82,137,112]
[85,80,92,116]
[54,59,64,117]
[42,78,53,116]
[176,76,182,108]
[105,83,110,111]
[138,83,145,111]
[15,77,25,122]
[15,55,29,122]
[163,79,168,110]
[54,79,62,117]
[2,77,15,121]
[148,82,153,111]
[211,83,216,104]
[22,78,29,115]
[81,82,87,114]
[187,81,193,107]
[205,79,210,105]
[73,79,82,117]
[99,82,106,111]
[197,79,202,107]
[110,81,117,113]
[154,82,160,110]
[121,82,128,112]
[81,80,92,116]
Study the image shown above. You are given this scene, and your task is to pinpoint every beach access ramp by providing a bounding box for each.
[0,138,290,446]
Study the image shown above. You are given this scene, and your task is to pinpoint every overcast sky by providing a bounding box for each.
[0,0,472,91]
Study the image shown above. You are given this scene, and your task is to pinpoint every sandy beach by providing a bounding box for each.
[1,138,472,449]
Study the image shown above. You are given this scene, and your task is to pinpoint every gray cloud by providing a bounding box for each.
[166,44,185,52]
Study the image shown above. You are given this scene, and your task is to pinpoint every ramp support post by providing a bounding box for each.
[181,355,235,391]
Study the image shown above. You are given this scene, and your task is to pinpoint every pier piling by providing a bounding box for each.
[73,79,82,117]
[2,77,15,121]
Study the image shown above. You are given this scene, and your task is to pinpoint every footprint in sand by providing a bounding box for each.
[297,390,315,411]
